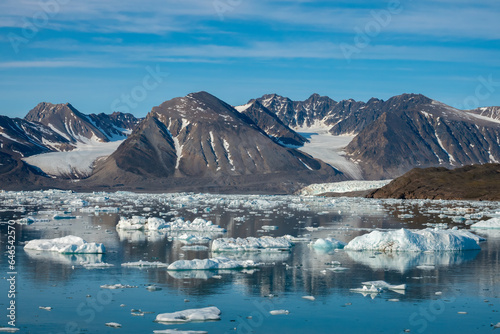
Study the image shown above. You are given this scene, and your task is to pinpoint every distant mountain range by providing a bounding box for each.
[0,91,499,193]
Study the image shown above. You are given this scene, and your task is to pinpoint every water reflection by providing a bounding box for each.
[346,250,480,273]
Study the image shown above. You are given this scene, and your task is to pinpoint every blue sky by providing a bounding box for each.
[0,0,499,117]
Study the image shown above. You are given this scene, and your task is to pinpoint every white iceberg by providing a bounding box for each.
[167,257,258,271]
[471,218,500,229]
[24,236,105,254]
[105,322,122,328]
[211,236,293,252]
[155,306,221,323]
[344,228,483,252]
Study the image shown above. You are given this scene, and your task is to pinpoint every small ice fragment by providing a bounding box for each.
[435,292,442,296]
[0,328,19,332]
[39,306,52,311]
[388,299,400,302]
[100,284,137,289]
[105,322,122,328]
[147,285,162,291]
[491,322,500,329]
[269,310,289,315]
[121,260,169,268]
[458,311,467,315]
[261,225,278,230]
[155,307,221,323]
[302,296,315,301]
[120,304,126,307]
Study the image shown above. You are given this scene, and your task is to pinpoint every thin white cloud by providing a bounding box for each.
[0,60,112,68]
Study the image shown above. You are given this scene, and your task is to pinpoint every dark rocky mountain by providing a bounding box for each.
[88,92,344,193]
[368,163,500,201]
[0,115,73,158]
[246,93,500,179]
[252,93,385,135]
[0,103,142,188]
[25,102,110,143]
[345,94,500,179]
[88,111,142,140]
[236,100,307,146]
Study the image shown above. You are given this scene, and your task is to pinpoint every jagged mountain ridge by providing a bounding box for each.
[236,100,307,146]
[246,93,500,179]
[88,91,343,192]
[252,93,385,135]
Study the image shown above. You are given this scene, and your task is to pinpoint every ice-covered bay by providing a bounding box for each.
[2,190,500,333]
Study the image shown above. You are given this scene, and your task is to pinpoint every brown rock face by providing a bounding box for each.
[368,163,500,200]
[89,91,344,192]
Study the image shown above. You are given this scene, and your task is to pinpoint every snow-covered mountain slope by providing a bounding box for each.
[468,106,500,121]
[296,127,362,179]
[1,103,140,180]
[23,140,124,178]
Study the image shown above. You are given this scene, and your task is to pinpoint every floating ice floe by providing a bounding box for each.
[181,245,209,251]
[211,236,293,252]
[116,216,225,234]
[121,260,169,268]
[39,306,52,311]
[100,284,138,289]
[471,218,500,229]
[350,285,382,298]
[302,296,315,301]
[81,262,114,269]
[167,257,258,271]
[361,281,406,292]
[310,238,346,252]
[0,328,19,332]
[105,322,122,328]
[24,235,105,254]
[155,306,221,323]
[269,310,289,315]
[344,228,484,252]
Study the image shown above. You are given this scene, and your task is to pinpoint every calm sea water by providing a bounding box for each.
[1,191,499,333]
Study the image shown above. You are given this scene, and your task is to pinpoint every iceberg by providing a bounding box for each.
[310,238,345,252]
[167,257,258,271]
[344,228,483,252]
[24,236,105,254]
[471,218,500,229]
[211,236,293,252]
[155,306,221,323]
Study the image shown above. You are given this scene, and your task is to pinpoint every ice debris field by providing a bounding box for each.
[1,188,500,333]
